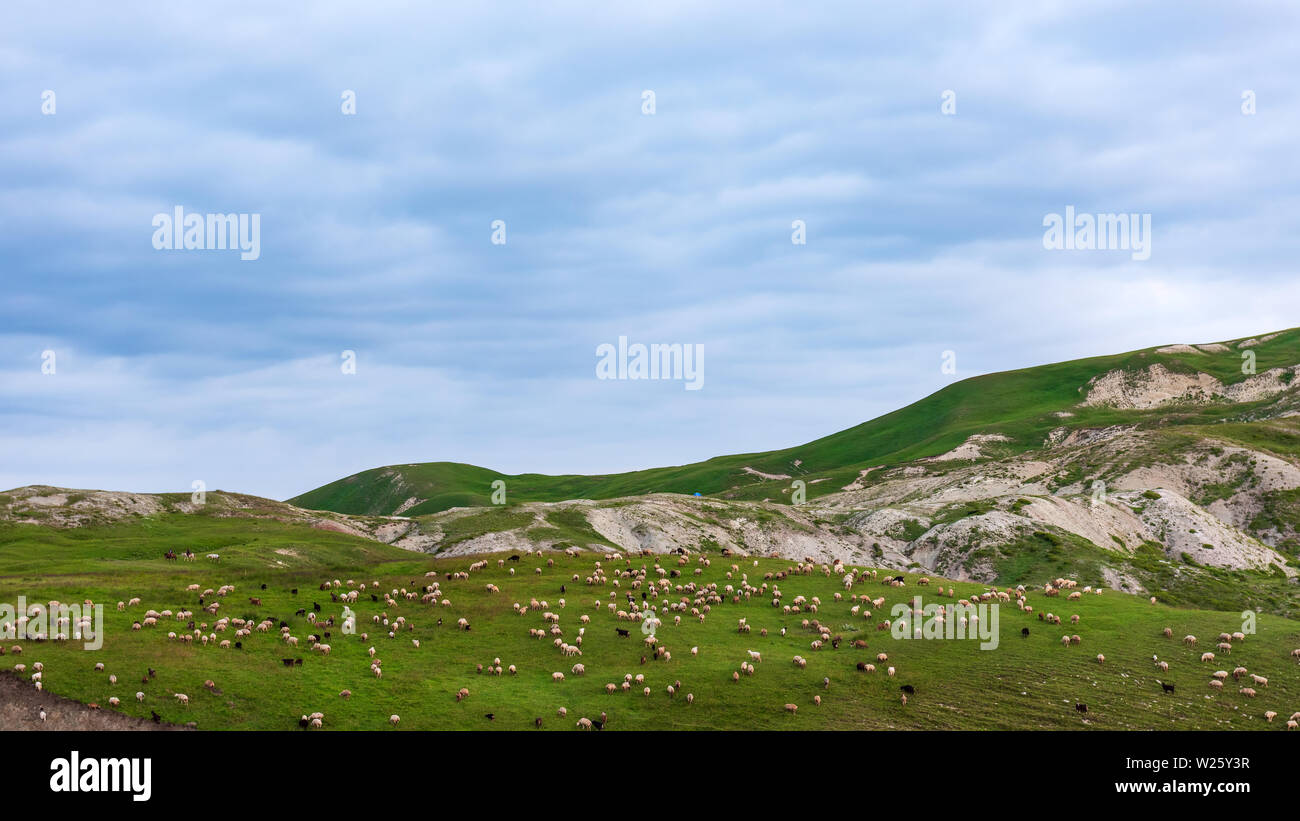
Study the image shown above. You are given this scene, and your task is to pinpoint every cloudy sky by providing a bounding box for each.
[3,1,1298,500]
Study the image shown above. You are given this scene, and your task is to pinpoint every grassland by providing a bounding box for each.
[290,329,1300,515]
[2,513,1298,731]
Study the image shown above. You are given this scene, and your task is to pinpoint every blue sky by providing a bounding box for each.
[3,1,1299,500]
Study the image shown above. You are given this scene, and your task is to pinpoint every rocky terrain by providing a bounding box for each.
[6,330,1300,608]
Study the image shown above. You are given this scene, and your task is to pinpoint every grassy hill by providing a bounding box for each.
[3,512,1298,730]
[290,329,1300,516]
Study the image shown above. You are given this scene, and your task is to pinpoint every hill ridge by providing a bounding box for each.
[289,328,1300,517]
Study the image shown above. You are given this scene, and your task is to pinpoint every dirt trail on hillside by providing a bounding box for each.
[0,673,190,731]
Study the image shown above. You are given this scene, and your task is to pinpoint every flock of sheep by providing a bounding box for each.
[5,548,1300,730]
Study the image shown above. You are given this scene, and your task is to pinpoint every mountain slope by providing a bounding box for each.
[10,329,1300,615]
[290,328,1300,516]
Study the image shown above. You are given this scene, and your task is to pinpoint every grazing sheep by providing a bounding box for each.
[1288,720,1299,730]
[783,703,798,714]
[1183,635,1197,646]
[175,693,189,706]
[1265,711,1278,723]
[339,690,351,699]
[1251,674,1268,687]
[686,693,694,704]
[1201,652,1215,663]
[1209,679,1223,690]
[552,672,565,682]
[389,714,400,726]
[1239,687,1257,698]
[135,692,144,702]
[1162,627,1173,638]
[1096,654,1105,664]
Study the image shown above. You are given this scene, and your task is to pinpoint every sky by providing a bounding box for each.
[2,1,1299,500]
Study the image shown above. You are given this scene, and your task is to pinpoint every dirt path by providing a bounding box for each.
[0,672,190,731]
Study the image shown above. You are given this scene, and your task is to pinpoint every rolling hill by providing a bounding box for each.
[274,330,1300,616]
[290,329,1300,516]
[4,330,1300,730]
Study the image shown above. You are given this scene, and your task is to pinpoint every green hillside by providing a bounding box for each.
[3,512,1297,730]
[290,329,1300,515]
